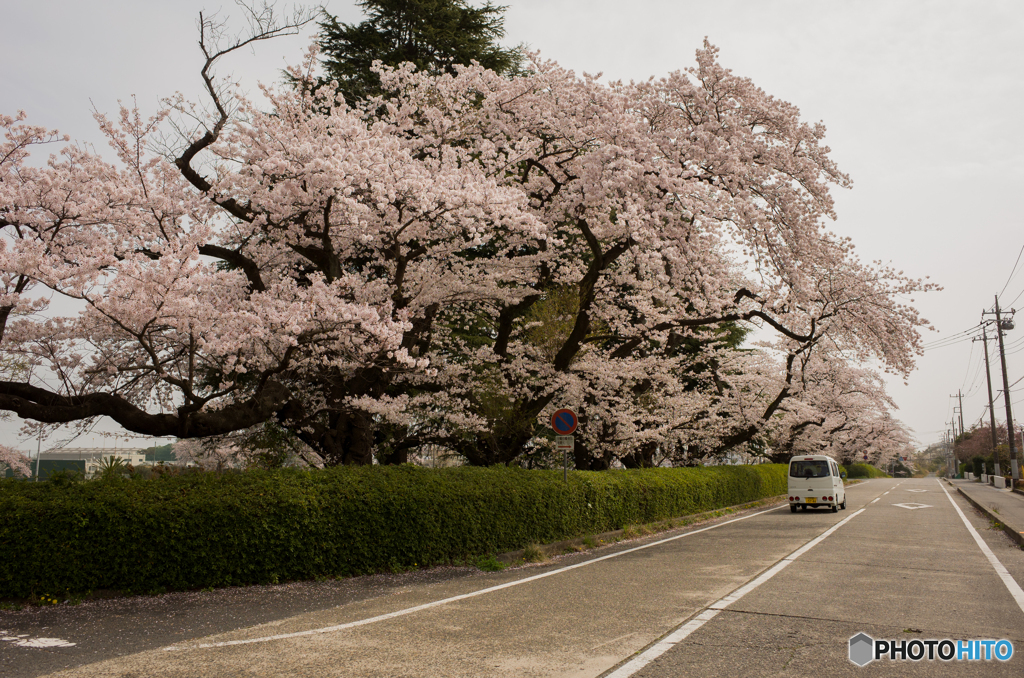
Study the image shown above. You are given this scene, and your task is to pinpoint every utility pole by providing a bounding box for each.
[991,296,1020,481]
[946,430,954,477]
[34,428,41,482]
[976,328,1002,475]
[957,390,964,438]
[949,395,962,444]
[947,430,954,477]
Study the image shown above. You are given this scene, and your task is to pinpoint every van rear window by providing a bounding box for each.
[790,460,830,478]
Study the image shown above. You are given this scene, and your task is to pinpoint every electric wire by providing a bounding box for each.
[960,342,977,392]
[1003,285,1024,310]
[999,330,1024,349]
[999,243,1024,300]
[964,353,986,398]
[923,335,980,352]
[921,323,985,349]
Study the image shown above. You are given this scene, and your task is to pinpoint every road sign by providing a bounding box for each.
[554,433,574,482]
[551,409,578,435]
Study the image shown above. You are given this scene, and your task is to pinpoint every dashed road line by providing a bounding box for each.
[601,508,866,678]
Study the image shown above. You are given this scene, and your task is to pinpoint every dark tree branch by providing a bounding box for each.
[0,378,291,438]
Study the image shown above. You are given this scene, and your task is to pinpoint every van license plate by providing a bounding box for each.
[805,497,816,504]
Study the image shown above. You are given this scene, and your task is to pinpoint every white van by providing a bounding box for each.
[788,455,847,513]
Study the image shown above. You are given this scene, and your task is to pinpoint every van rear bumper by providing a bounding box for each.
[787,496,838,507]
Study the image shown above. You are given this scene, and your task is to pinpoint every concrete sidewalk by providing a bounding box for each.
[951,478,1024,548]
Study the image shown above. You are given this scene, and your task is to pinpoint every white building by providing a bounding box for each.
[38,447,148,478]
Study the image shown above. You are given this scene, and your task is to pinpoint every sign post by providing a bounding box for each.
[551,409,578,481]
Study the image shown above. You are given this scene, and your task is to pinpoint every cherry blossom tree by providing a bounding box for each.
[0,444,31,478]
[0,9,549,465]
[361,46,934,465]
[767,355,912,466]
[0,10,931,467]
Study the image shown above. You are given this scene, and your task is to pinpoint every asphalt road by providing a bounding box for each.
[3,478,1023,677]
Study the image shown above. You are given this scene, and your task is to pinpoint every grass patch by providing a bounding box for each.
[476,554,506,572]
[844,463,889,479]
[522,544,547,563]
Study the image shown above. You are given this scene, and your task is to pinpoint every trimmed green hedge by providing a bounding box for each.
[845,463,888,479]
[0,464,786,598]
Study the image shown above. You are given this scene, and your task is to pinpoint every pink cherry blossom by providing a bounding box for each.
[0,444,31,478]
[0,15,932,467]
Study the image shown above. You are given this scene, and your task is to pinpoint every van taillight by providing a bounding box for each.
[828,496,833,501]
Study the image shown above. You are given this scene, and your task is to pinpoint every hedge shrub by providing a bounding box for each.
[0,463,786,598]
[844,463,888,479]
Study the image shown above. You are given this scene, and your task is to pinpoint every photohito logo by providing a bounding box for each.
[849,632,1014,666]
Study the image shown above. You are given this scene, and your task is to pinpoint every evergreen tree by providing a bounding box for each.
[318,0,523,106]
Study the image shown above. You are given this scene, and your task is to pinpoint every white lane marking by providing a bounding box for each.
[937,481,1024,615]
[870,498,880,504]
[0,630,75,648]
[893,503,931,510]
[604,509,866,678]
[882,491,890,495]
[907,489,928,493]
[166,504,787,651]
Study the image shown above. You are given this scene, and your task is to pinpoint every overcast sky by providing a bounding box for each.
[3,0,1023,454]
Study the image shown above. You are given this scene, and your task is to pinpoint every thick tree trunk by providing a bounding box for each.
[620,442,658,469]
[378,447,408,465]
[573,438,616,470]
[320,409,375,466]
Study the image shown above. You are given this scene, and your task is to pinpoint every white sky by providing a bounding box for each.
[3,0,1023,453]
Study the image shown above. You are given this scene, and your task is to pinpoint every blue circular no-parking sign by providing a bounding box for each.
[551,408,578,435]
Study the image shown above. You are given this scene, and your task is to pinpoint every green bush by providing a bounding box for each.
[968,455,996,478]
[845,463,888,479]
[0,463,786,598]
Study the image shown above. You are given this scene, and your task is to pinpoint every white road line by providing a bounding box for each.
[870,498,880,504]
[0,630,75,648]
[603,508,866,678]
[165,503,787,651]
[883,491,889,495]
[938,481,1024,615]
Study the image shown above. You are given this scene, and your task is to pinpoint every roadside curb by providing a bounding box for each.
[954,485,1024,548]
[497,495,787,565]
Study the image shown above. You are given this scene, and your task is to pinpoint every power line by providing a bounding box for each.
[964,352,986,398]
[1004,285,1024,310]
[960,341,976,391]
[924,338,977,353]
[923,334,980,352]
[921,323,984,348]
[1000,334,1024,354]
[999,243,1024,300]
